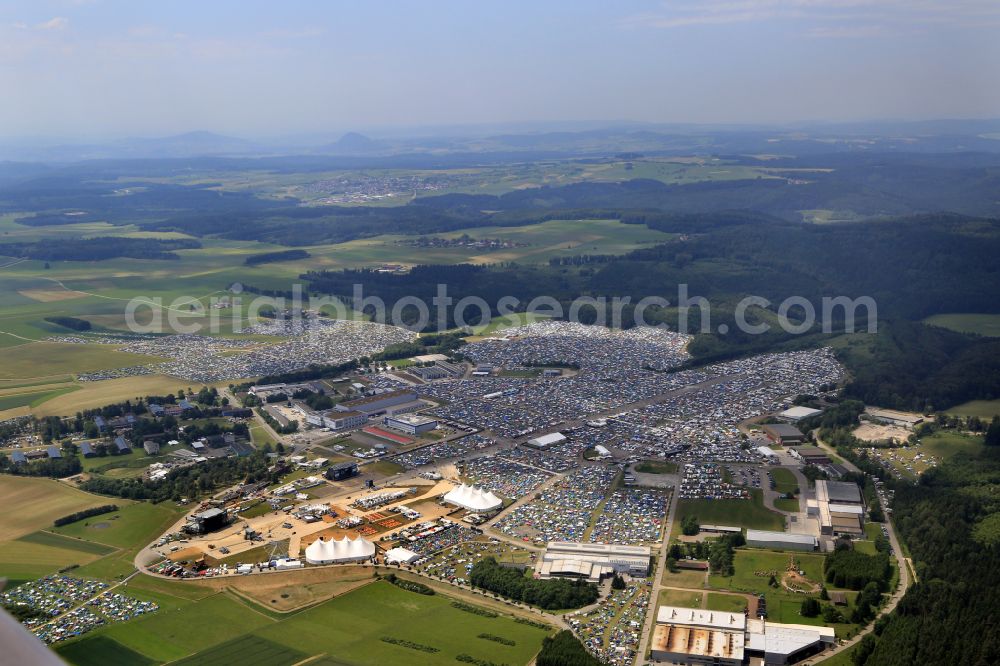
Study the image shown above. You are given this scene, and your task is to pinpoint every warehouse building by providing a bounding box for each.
[762,424,806,445]
[525,432,566,450]
[336,390,417,416]
[865,407,923,429]
[778,406,822,422]
[815,480,865,536]
[536,541,651,582]
[788,446,831,465]
[384,413,438,435]
[746,530,818,552]
[652,606,835,666]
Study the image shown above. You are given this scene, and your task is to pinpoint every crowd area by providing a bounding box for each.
[2,576,157,644]
[67,318,414,382]
[494,466,618,544]
[392,434,496,469]
[679,462,749,500]
[459,455,551,500]
[405,521,481,556]
[589,487,669,544]
[568,579,650,666]
[498,445,578,473]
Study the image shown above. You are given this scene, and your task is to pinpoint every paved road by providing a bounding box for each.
[635,485,680,665]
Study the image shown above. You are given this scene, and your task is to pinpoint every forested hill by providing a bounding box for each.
[854,450,1000,665]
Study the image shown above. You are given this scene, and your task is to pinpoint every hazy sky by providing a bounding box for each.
[3,0,1000,138]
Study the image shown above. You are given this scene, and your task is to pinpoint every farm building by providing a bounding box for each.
[113,436,130,453]
[745,529,818,552]
[10,451,27,465]
[46,446,62,459]
[143,440,160,455]
[80,442,95,457]
[443,484,503,513]
[304,536,376,564]
[762,424,806,445]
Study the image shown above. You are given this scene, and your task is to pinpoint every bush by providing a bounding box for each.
[478,633,515,646]
[452,601,498,618]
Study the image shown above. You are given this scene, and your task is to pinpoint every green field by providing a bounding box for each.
[658,588,703,608]
[677,489,785,532]
[947,399,1000,419]
[925,313,1000,337]
[57,636,157,666]
[705,592,749,613]
[774,498,800,512]
[770,467,799,495]
[17,530,117,556]
[58,581,553,666]
[51,502,183,550]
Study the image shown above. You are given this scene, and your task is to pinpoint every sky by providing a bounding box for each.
[2,0,1000,139]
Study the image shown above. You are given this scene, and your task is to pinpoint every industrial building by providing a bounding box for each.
[865,407,924,429]
[306,409,368,432]
[325,461,360,481]
[815,480,865,536]
[443,484,503,513]
[762,424,806,445]
[336,390,418,416]
[536,541,651,582]
[304,536,376,564]
[788,446,831,466]
[383,413,438,435]
[745,530,818,552]
[525,432,566,450]
[652,606,835,666]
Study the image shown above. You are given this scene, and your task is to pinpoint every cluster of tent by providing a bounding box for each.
[443,483,503,513]
[304,536,376,564]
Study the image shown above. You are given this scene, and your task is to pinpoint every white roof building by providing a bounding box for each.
[779,406,823,422]
[304,536,376,564]
[384,547,421,564]
[526,432,566,449]
[757,445,778,458]
[443,484,503,513]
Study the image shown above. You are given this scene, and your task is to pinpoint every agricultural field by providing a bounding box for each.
[924,313,1000,337]
[56,580,553,666]
[0,475,118,541]
[676,489,785,532]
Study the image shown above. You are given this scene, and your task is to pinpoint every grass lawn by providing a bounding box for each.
[676,489,784,532]
[705,592,749,613]
[660,569,707,589]
[56,635,157,666]
[658,588,703,608]
[770,467,799,495]
[367,460,405,476]
[774,498,800,512]
[709,550,825,595]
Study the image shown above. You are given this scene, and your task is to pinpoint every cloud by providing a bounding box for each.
[36,17,69,31]
[620,0,1000,34]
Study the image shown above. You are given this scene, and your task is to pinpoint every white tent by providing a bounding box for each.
[443,483,503,513]
[304,536,376,564]
[384,547,420,564]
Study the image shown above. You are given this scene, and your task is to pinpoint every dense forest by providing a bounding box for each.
[857,451,1000,665]
[0,237,201,261]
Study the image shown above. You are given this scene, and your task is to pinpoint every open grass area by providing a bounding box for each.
[925,313,1000,337]
[774,498,800,512]
[709,550,825,596]
[769,467,799,495]
[51,501,184,550]
[0,475,118,541]
[676,489,785,532]
[658,588,703,608]
[947,399,1000,419]
[58,580,553,666]
[705,592,750,613]
[56,635,157,666]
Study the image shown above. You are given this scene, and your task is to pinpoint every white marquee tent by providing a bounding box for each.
[304,536,376,564]
[443,483,503,513]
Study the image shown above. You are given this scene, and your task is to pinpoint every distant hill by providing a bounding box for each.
[319,132,388,155]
